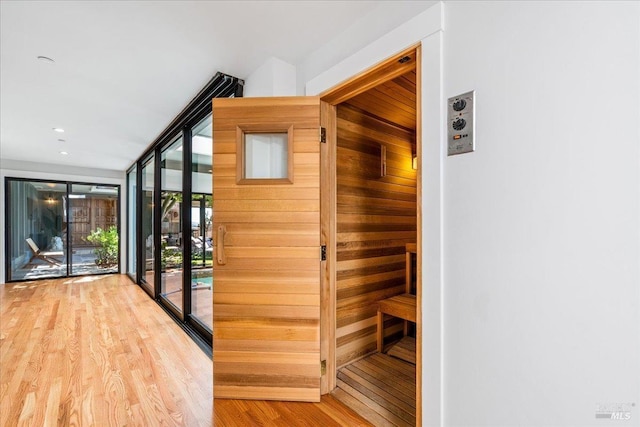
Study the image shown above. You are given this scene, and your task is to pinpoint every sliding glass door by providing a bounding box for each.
[123,73,241,351]
[126,167,137,281]
[190,115,213,331]
[68,184,119,276]
[126,113,213,344]
[140,157,155,295]
[4,178,120,282]
[160,136,184,316]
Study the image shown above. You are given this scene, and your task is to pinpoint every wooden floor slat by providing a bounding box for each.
[332,353,416,427]
[345,364,415,407]
[386,336,416,364]
[349,358,415,398]
[338,370,415,424]
[368,353,416,382]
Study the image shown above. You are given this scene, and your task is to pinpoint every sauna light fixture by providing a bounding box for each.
[412,155,418,170]
[380,145,387,177]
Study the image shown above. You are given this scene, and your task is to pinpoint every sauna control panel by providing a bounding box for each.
[447,90,475,156]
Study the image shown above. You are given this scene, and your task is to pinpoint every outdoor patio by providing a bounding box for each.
[10,247,118,281]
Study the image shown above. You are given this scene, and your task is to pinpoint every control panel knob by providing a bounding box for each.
[452,99,467,111]
[452,118,466,131]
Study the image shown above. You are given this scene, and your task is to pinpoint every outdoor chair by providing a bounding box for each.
[25,237,63,266]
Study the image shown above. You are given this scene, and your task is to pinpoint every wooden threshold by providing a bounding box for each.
[333,353,416,427]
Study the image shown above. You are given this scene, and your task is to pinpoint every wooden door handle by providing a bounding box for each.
[216,225,227,265]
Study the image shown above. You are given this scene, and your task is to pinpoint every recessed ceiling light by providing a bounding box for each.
[37,56,55,64]
[53,128,64,133]
[59,151,68,155]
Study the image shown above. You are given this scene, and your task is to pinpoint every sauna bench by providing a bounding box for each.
[377,243,417,353]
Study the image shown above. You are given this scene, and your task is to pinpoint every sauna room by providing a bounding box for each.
[329,65,419,427]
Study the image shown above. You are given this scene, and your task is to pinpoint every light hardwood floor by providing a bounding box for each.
[215,396,373,426]
[1,274,373,426]
[1,274,212,426]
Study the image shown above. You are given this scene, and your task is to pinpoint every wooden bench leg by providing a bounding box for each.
[377,310,384,353]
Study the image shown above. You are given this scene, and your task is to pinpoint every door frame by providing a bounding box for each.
[318,43,423,424]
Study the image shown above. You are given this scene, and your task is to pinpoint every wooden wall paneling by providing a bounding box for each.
[335,100,417,369]
[342,72,418,132]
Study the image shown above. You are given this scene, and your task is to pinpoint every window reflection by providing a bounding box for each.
[160,136,184,314]
[191,114,213,331]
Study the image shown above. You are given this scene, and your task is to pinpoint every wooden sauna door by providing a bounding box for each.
[212,97,322,402]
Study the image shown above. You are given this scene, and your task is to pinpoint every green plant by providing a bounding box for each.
[87,226,119,268]
[161,241,183,270]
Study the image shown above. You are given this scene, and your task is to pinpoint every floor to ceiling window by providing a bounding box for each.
[126,72,243,351]
[126,167,137,281]
[160,136,185,316]
[140,156,155,296]
[190,115,213,331]
[4,178,120,282]
[68,184,119,276]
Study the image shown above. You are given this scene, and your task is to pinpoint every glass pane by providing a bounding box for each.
[69,184,119,276]
[127,169,137,278]
[161,136,184,314]
[191,114,213,331]
[7,180,67,281]
[141,159,155,286]
[192,115,212,194]
[244,133,288,179]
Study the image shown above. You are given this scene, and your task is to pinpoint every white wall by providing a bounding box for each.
[442,1,639,426]
[244,56,297,97]
[297,0,437,95]
[0,159,127,284]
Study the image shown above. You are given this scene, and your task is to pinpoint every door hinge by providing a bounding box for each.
[321,245,327,261]
[321,360,327,376]
[320,127,326,143]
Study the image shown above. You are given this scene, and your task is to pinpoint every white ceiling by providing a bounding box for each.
[0,1,433,172]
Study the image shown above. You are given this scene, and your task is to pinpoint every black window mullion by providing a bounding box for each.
[135,162,142,284]
[183,127,193,320]
[116,186,122,274]
[153,148,162,299]
[200,197,206,268]
[66,182,71,277]
[4,179,11,282]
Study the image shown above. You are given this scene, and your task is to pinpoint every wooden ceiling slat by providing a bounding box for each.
[341,70,417,131]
